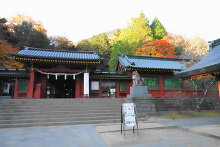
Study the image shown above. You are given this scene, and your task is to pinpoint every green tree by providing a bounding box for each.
[118,13,153,43]
[89,33,111,55]
[109,40,141,70]
[76,39,92,51]
[13,21,49,49]
[109,13,153,71]
[150,18,167,40]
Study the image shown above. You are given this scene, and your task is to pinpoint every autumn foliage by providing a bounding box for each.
[138,40,177,58]
[0,40,23,68]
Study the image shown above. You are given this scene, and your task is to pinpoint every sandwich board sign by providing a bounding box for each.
[121,103,139,136]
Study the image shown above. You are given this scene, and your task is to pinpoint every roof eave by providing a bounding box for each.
[14,54,101,61]
[175,63,220,78]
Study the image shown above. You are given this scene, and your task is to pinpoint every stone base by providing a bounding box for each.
[127,86,152,98]
[124,97,156,117]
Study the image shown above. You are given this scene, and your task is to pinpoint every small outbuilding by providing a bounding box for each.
[175,38,220,98]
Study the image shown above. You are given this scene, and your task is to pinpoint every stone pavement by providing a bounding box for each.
[0,125,106,147]
[0,117,220,147]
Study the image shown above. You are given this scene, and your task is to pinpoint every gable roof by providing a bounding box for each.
[0,68,29,78]
[118,54,185,71]
[14,47,101,60]
[175,38,220,78]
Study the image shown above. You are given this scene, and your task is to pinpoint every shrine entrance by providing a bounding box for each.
[46,76,75,98]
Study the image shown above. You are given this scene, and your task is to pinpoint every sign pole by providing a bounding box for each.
[121,103,139,137]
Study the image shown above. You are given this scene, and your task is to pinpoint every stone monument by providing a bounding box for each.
[128,71,152,98]
[126,71,155,117]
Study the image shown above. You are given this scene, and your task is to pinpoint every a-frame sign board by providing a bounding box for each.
[121,103,139,137]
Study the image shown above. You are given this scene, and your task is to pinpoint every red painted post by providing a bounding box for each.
[159,76,164,97]
[27,69,35,98]
[98,80,102,98]
[40,76,46,98]
[75,76,81,98]
[13,80,18,99]
[33,83,41,98]
[127,80,132,96]
[218,81,220,98]
[115,81,119,98]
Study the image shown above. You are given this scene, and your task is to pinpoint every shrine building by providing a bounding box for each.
[0,46,211,99]
[115,54,199,97]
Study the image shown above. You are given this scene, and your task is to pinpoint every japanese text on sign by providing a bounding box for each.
[122,103,136,127]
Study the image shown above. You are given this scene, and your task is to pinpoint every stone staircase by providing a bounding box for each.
[0,98,125,129]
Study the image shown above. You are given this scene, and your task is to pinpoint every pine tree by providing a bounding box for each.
[109,13,153,71]
[150,18,167,40]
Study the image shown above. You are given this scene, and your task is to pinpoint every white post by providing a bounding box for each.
[84,73,89,97]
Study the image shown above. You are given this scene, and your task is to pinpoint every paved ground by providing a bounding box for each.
[0,125,106,147]
[0,116,220,147]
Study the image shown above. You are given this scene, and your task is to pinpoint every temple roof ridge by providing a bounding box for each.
[24,47,98,54]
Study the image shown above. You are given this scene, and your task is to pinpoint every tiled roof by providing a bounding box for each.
[0,68,29,77]
[118,54,185,70]
[90,72,131,80]
[175,38,220,77]
[16,47,101,60]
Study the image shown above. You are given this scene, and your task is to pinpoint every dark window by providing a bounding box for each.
[143,78,159,89]
[120,81,126,92]
[164,78,182,89]
[18,80,28,91]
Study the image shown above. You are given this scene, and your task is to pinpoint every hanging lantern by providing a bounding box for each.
[73,74,75,80]
[47,74,49,79]
[64,74,67,80]
[55,74,58,80]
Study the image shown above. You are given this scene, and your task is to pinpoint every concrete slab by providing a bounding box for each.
[0,117,220,147]
[96,122,166,133]
[99,127,220,147]
[158,116,220,128]
[0,125,106,147]
[191,124,220,137]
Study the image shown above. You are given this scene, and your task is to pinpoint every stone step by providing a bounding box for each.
[0,104,123,107]
[0,109,121,116]
[0,99,125,104]
[0,112,121,120]
[0,115,120,125]
[0,106,121,112]
[0,104,122,109]
[0,106,121,111]
[0,119,121,129]
[0,99,126,128]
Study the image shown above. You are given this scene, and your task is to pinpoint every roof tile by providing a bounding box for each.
[17,47,100,60]
[118,54,185,70]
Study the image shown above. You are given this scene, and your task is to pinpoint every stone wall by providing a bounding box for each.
[125,98,220,117]
[154,98,220,111]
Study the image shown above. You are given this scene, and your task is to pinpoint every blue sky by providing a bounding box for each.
[1,0,219,42]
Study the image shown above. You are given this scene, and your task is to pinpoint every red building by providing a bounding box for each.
[116,54,202,98]
[0,47,203,99]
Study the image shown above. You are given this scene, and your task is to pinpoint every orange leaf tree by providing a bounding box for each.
[137,40,177,58]
[0,40,23,68]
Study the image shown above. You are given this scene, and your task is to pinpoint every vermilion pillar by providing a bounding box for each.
[218,81,220,98]
[159,76,164,97]
[27,69,35,98]
[75,76,81,98]
[14,80,18,98]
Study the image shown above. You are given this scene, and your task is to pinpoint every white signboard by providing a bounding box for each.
[122,103,136,127]
[91,81,99,90]
[84,73,89,95]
